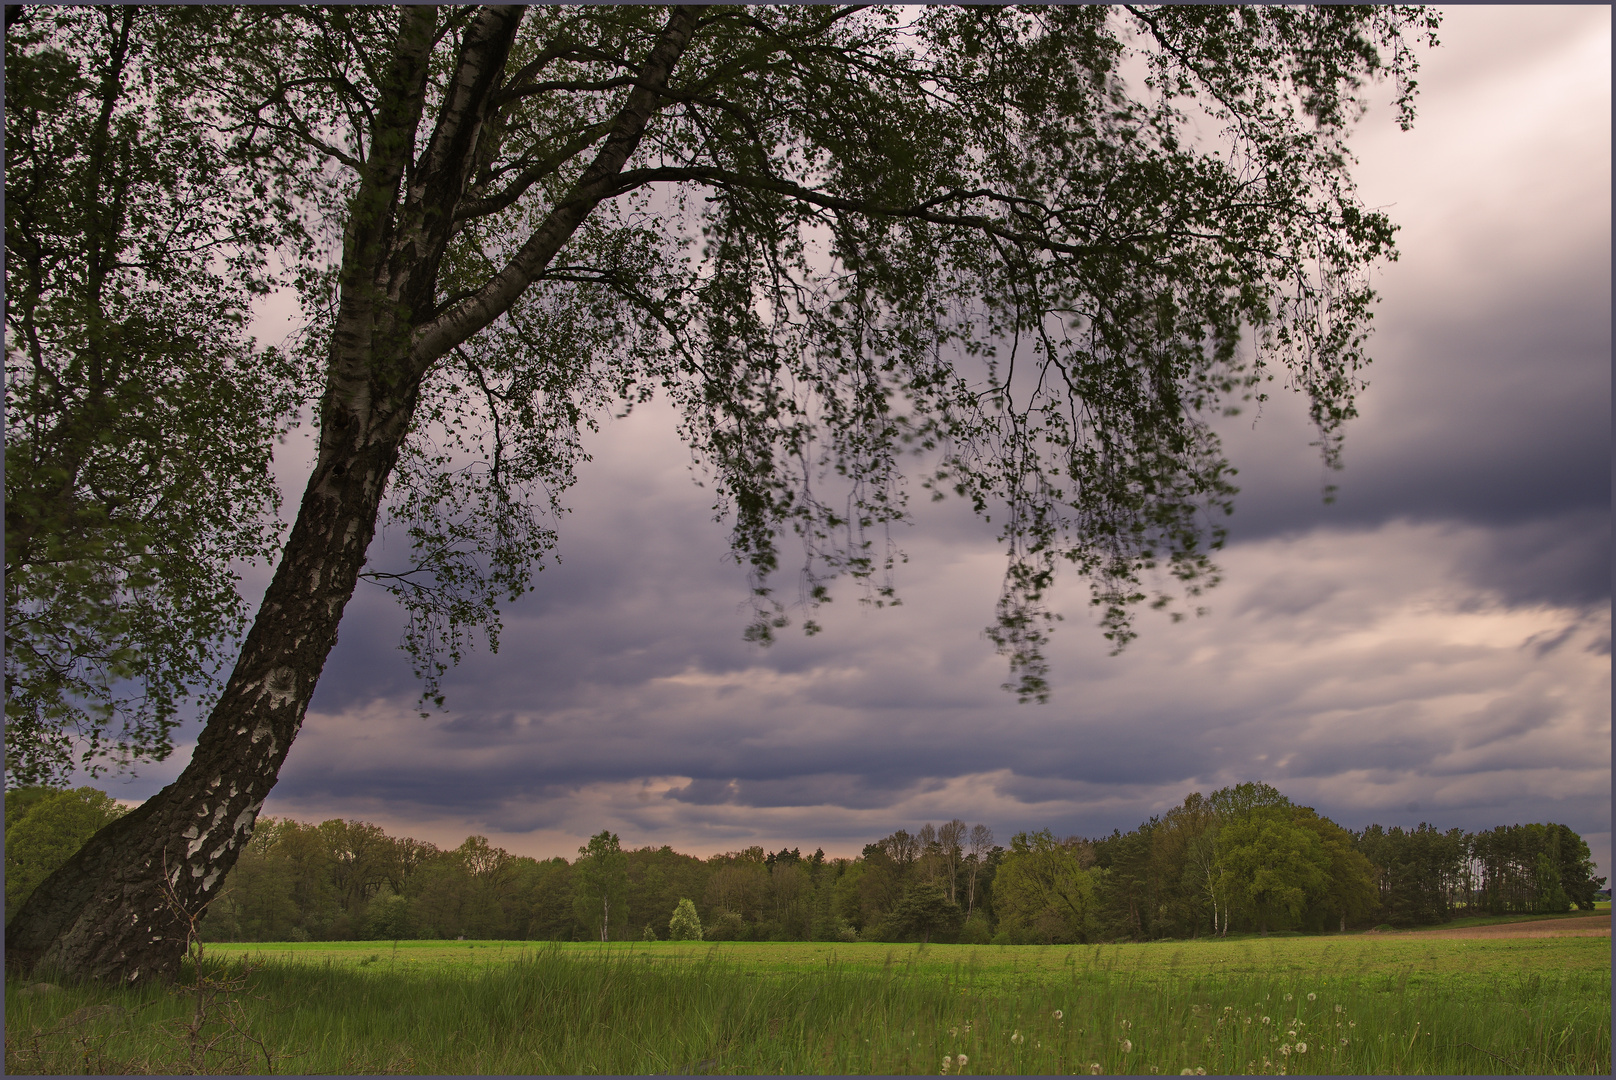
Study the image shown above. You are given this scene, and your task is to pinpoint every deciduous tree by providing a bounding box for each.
[3,786,127,921]
[4,5,305,787]
[668,896,702,941]
[993,828,1099,943]
[572,830,628,941]
[6,4,1439,984]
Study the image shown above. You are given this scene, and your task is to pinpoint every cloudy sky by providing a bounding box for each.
[100,7,1611,876]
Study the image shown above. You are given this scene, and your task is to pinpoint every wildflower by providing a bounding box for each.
[1295,1042,1307,1054]
[1089,1064,1102,1075]
[1120,1039,1133,1053]
[942,1056,953,1075]
[1306,992,1316,1002]
[957,1055,968,1069]
[1011,1031,1024,1045]
[1053,1009,1064,1021]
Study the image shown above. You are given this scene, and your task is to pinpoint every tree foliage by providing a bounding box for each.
[668,896,703,941]
[3,6,307,784]
[5,4,1448,986]
[572,830,629,941]
[0,789,1575,946]
[127,3,1439,704]
[991,828,1101,943]
[4,786,128,920]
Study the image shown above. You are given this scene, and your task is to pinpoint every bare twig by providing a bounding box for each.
[1462,1041,1524,1073]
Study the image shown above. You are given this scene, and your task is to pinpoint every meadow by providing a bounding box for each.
[6,927,1609,1075]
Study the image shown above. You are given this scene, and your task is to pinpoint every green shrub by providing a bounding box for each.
[668,898,702,941]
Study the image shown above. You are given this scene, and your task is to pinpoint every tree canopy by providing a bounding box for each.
[4,6,307,785]
[5,5,1444,986]
[4,785,128,920]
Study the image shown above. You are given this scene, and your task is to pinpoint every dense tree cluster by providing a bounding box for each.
[10,782,1597,945]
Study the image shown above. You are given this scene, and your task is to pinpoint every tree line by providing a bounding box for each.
[9,782,1600,944]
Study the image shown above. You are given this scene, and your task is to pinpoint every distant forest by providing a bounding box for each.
[6,783,1605,945]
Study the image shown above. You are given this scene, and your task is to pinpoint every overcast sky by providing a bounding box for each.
[99,7,1611,878]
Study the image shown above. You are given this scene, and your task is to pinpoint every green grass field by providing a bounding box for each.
[7,933,1609,1075]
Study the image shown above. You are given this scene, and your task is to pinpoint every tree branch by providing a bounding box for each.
[410,5,707,370]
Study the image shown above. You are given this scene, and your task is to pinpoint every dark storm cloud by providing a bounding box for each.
[1213,223,1609,568]
[1208,5,1610,613]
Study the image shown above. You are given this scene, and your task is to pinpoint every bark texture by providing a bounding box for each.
[5,4,701,985]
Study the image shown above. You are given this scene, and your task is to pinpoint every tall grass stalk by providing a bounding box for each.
[6,944,1608,1074]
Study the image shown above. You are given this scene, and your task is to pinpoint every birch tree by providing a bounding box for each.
[6,4,1437,984]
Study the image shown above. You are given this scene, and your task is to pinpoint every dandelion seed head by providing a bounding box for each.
[1296,1041,1307,1054]
[1334,1004,1343,1013]
[1306,992,1316,1001]
[1262,1016,1271,1025]
[1053,1009,1064,1020]
[1089,1063,1102,1075]
[1120,1039,1133,1053]
[1284,993,1293,1001]
[957,1055,968,1068]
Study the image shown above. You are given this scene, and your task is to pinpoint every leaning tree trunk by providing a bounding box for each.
[2,415,414,983]
[5,2,700,986]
